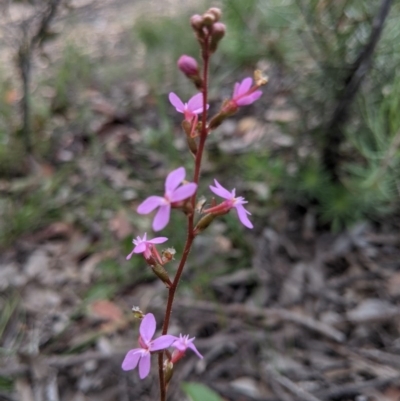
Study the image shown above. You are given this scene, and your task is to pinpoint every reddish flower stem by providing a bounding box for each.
[158,33,211,401]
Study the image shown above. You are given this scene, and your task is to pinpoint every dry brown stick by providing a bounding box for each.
[268,378,294,401]
[174,299,346,343]
[0,350,126,377]
[331,344,400,378]
[263,364,323,401]
[314,375,400,399]
[358,348,400,369]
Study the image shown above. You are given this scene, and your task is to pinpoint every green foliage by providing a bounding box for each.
[220,0,296,67]
[219,0,400,229]
[50,44,92,113]
[0,376,13,392]
[0,74,16,140]
[181,382,224,401]
[0,178,62,247]
[133,12,198,90]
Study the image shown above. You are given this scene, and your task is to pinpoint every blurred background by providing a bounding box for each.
[1,0,400,400]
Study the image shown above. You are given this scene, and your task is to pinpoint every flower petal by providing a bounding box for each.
[153,204,171,231]
[209,179,232,199]
[236,90,262,106]
[121,349,142,371]
[126,250,135,260]
[187,342,203,359]
[191,103,209,115]
[151,335,177,351]
[187,93,204,112]
[171,339,186,352]
[233,82,240,98]
[250,90,263,102]
[138,352,151,379]
[147,236,168,244]
[170,183,197,202]
[140,313,156,343]
[238,77,253,96]
[165,167,186,193]
[169,92,185,113]
[133,242,147,254]
[137,196,164,214]
[235,204,253,229]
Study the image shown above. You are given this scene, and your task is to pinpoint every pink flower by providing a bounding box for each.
[170,334,203,363]
[137,167,197,231]
[204,179,253,229]
[177,55,199,76]
[121,313,176,379]
[126,233,168,264]
[231,77,262,106]
[168,92,209,123]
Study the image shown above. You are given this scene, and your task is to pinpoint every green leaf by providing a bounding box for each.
[181,382,223,401]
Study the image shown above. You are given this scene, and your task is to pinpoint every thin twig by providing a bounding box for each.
[315,375,400,399]
[263,364,323,401]
[174,299,346,343]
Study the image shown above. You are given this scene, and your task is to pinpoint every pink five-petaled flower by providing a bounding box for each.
[170,334,203,364]
[121,313,176,379]
[169,92,209,125]
[231,77,263,106]
[203,179,253,229]
[169,92,209,137]
[137,167,197,231]
[126,233,168,265]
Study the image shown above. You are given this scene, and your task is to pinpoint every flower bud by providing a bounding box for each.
[177,56,203,89]
[190,14,203,31]
[202,12,216,25]
[207,7,222,21]
[210,22,226,53]
[177,55,199,76]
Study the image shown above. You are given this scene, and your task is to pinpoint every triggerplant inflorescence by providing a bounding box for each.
[122,7,266,400]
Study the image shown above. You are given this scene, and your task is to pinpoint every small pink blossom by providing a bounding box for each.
[137,167,197,231]
[232,77,262,106]
[126,233,168,264]
[168,92,209,123]
[204,179,253,229]
[170,334,203,363]
[121,313,176,379]
[177,55,199,76]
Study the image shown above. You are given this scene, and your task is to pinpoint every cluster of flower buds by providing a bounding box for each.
[122,313,202,380]
[190,7,226,54]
